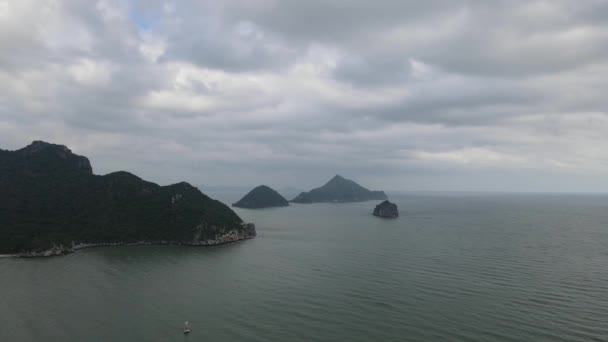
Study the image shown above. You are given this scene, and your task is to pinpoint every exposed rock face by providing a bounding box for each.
[291,175,388,203]
[233,185,289,209]
[0,141,256,256]
[373,200,399,218]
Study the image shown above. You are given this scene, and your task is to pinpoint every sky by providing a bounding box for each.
[1,0,608,192]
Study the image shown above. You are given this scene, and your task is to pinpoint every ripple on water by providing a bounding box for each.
[2,193,608,341]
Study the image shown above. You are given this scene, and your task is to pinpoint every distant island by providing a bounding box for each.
[233,185,289,209]
[291,175,388,203]
[0,141,256,257]
[373,200,399,218]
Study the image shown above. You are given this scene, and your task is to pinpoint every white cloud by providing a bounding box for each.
[68,59,114,87]
[163,2,175,14]
[139,34,166,62]
[0,1,9,19]
[95,0,127,22]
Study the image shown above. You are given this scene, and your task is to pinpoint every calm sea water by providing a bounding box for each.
[2,192,608,341]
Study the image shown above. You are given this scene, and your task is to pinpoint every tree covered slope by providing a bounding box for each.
[0,141,255,255]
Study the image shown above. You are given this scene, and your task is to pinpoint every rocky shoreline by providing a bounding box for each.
[13,223,256,258]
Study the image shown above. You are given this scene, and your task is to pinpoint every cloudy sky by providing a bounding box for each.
[1,0,608,192]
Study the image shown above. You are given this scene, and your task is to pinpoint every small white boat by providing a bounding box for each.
[183,321,191,334]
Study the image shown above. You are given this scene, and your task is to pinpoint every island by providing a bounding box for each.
[291,175,388,203]
[0,141,256,257]
[373,200,399,218]
[233,185,290,209]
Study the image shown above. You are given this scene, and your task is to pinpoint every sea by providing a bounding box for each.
[1,191,608,341]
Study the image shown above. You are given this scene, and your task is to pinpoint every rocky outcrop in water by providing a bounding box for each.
[291,175,387,203]
[373,200,399,218]
[233,185,289,209]
[0,141,256,256]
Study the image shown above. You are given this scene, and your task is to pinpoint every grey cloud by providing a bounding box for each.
[318,74,544,128]
[224,0,462,42]
[1,0,608,192]
[332,54,412,87]
[220,0,608,76]
[161,27,298,72]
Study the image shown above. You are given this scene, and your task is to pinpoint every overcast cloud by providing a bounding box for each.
[1,0,608,192]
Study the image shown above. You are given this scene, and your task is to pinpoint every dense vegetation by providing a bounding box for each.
[233,185,289,209]
[291,175,387,203]
[0,141,253,254]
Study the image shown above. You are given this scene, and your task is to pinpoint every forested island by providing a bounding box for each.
[291,175,388,203]
[0,141,256,257]
[233,185,290,209]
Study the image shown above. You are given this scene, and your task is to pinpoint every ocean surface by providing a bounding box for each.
[2,192,608,341]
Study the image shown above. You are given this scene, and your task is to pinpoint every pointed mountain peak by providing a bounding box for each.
[291,175,387,203]
[327,174,348,184]
[233,185,289,209]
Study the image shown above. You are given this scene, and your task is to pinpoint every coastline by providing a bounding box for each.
[4,223,256,258]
